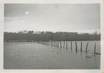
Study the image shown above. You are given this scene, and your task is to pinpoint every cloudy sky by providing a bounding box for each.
[4,4,100,33]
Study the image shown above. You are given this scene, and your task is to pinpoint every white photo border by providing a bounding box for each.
[0,0,103,73]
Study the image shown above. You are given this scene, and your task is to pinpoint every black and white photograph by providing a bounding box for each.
[4,3,101,69]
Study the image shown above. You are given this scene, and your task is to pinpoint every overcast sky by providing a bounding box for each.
[4,4,100,33]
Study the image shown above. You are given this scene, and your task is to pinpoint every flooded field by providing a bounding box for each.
[4,41,100,69]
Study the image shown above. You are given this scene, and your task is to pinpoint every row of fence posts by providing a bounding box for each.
[48,41,98,55]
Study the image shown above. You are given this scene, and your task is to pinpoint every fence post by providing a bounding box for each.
[63,41,65,48]
[80,41,82,52]
[85,42,89,53]
[60,41,62,48]
[66,41,68,49]
[75,41,77,52]
[94,42,96,56]
[71,41,72,51]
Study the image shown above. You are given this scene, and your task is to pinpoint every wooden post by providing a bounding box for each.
[60,41,62,48]
[86,42,89,53]
[94,42,96,56]
[54,41,55,47]
[58,41,60,48]
[50,40,52,47]
[57,41,60,48]
[71,41,72,51]
[66,41,68,49]
[56,41,58,48]
[63,41,65,48]
[75,41,77,52]
[51,41,53,46]
[80,41,82,52]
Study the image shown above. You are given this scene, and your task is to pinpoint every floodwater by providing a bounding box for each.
[4,41,100,69]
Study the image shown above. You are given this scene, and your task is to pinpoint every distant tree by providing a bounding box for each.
[28,31,34,34]
[4,31,100,42]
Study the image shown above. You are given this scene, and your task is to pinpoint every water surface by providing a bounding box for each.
[4,41,100,69]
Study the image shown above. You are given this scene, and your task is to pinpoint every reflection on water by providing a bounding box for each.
[4,41,100,69]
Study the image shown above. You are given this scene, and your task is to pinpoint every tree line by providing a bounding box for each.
[4,31,100,42]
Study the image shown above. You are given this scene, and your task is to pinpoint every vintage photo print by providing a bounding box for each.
[4,3,100,69]
[0,0,103,73]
